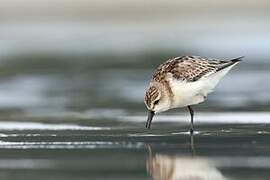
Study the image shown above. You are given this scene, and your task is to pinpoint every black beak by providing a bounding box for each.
[146,110,155,129]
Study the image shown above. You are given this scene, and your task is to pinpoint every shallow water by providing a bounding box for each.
[0,31,269,180]
[0,115,270,180]
[0,2,270,179]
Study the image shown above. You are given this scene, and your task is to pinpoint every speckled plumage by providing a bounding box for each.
[144,55,242,131]
[152,56,241,82]
[144,86,159,109]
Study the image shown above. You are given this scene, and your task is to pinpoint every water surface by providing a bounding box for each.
[0,115,269,180]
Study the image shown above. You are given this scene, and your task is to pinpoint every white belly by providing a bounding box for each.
[170,79,206,108]
[169,65,234,108]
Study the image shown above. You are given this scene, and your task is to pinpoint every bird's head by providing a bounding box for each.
[144,82,171,129]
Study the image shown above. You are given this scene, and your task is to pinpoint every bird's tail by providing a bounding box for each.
[230,56,244,63]
[217,56,243,71]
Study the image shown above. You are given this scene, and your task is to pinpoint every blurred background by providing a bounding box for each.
[0,0,270,119]
[1,1,270,180]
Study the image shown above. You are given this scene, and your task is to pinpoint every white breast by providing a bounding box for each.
[170,78,206,108]
[169,65,236,108]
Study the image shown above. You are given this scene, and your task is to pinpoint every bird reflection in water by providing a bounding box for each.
[146,135,227,180]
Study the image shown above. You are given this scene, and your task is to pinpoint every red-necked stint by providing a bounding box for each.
[144,55,243,133]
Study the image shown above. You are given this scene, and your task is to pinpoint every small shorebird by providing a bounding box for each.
[144,55,242,133]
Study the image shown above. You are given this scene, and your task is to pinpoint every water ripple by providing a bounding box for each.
[0,141,144,149]
[0,122,110,131]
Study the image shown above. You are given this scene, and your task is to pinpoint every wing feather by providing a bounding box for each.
[152,56,242,82]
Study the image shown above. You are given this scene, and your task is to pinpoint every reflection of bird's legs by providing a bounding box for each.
[190,133,196,156]
[146,144,153,159]
[146,144,154,176]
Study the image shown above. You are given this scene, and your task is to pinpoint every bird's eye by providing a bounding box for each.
[153,100,159,105]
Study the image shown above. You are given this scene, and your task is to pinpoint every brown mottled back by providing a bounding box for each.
[152,56,240,82]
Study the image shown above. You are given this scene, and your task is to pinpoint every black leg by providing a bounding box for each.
[187,106,194,134]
